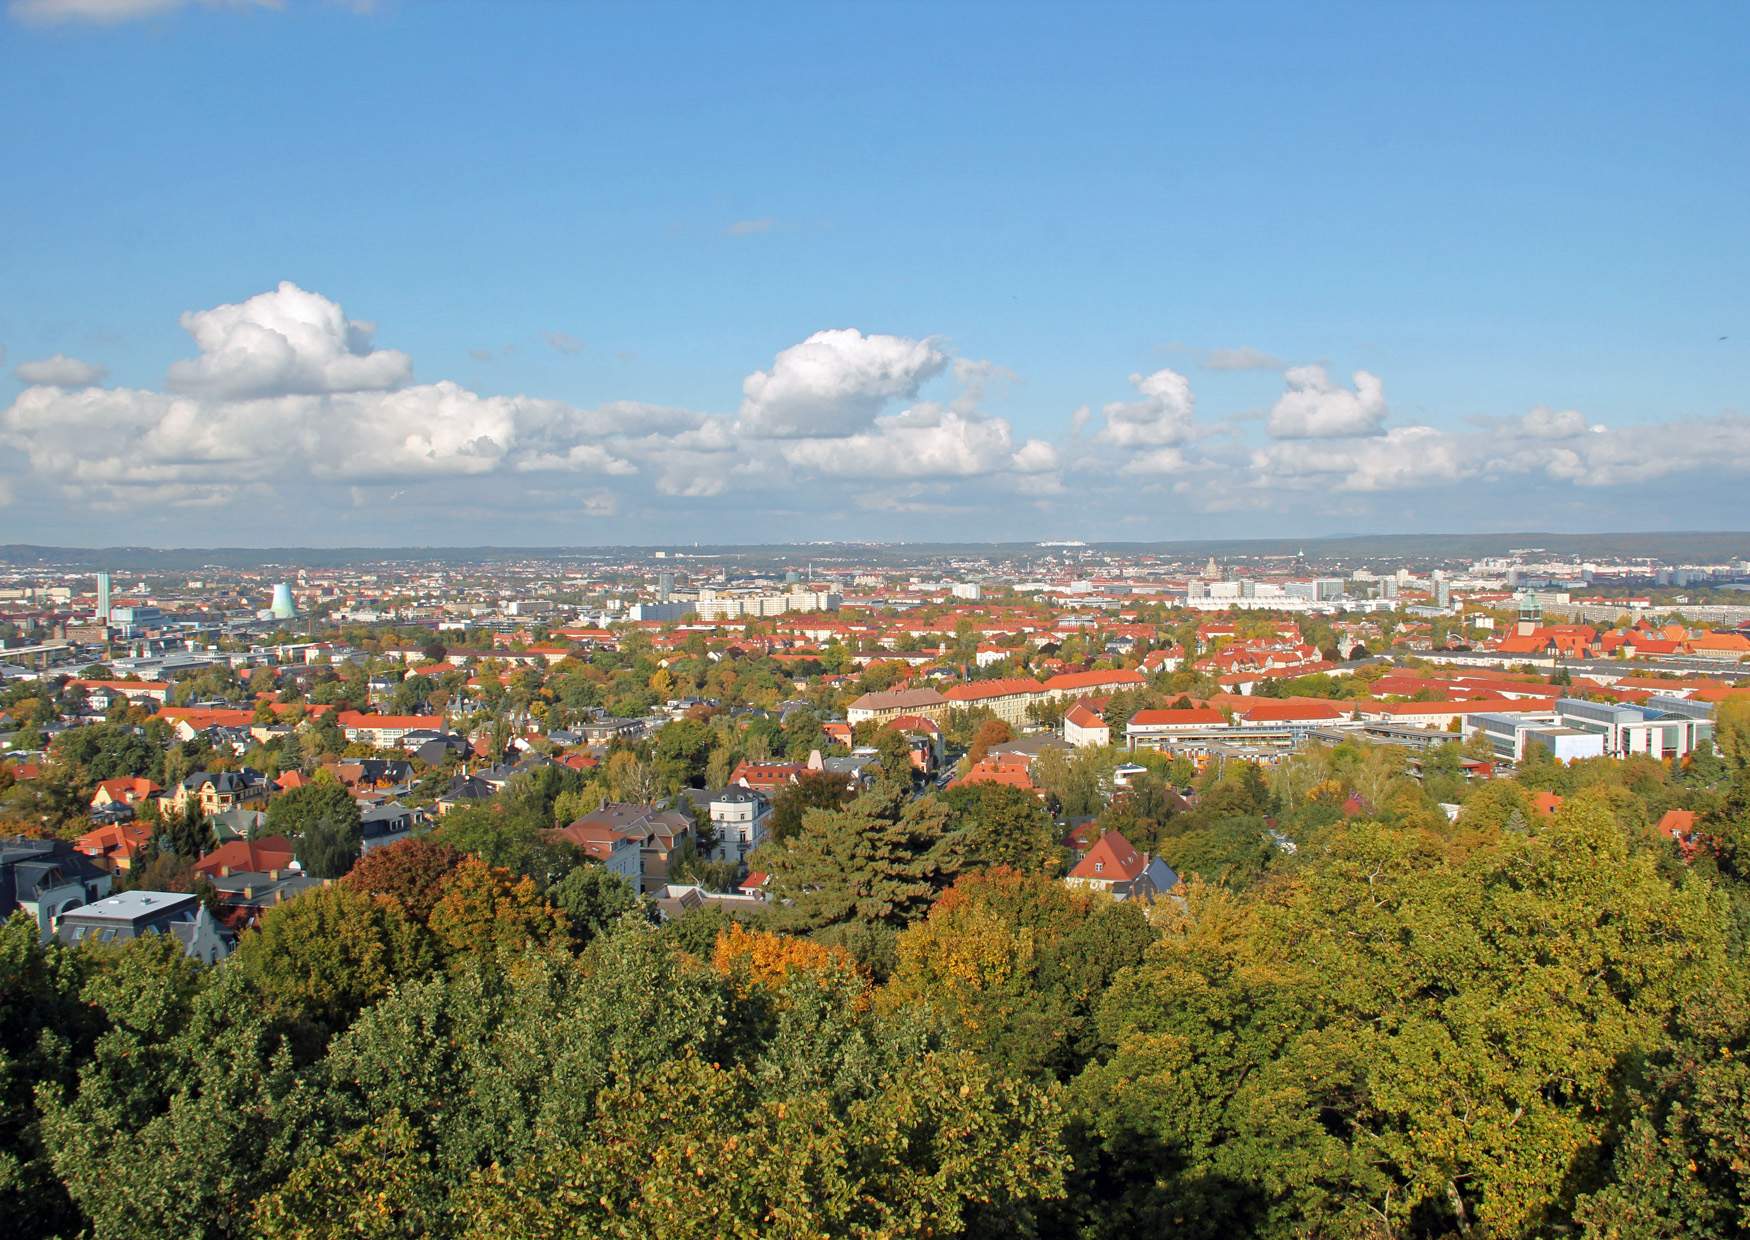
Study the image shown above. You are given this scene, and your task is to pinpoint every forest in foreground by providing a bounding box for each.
[6,702,1750,1239]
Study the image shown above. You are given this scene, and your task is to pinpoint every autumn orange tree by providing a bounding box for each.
[427,857,569,960]
[343,836,465,921]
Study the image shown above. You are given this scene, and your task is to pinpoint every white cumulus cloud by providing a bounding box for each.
[1266,364,1388,438]
[740,328,948,438]
[167,281,411,399]
[1100,368,1196,447]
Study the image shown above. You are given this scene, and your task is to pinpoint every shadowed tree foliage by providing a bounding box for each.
[941,781,1064,874]
[885,868,1154,1080]
[545,862,646,949]
[757,783,959,974]
[765,770,854,843]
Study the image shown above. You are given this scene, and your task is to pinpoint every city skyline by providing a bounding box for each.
[2,1,1746,544]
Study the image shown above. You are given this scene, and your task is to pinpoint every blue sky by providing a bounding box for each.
[2,0,1746,546]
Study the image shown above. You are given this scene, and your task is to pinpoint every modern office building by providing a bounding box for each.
[1469,712,1605,763]
[1466,698,1706,764]
[1554,697,1706,760]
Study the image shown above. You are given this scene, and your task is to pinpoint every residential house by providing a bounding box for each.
[332,758,415,790]
[73,821,154,873]
[1657,808,1703,861]
[730,760,807,794]
[90,776,162,812]
[436,773,495,815]
[195,836,298,879]
[171,769,271,817]
[210,805,269,842]
[546,819,643,887]
[1138,646,1186,675]
[406,730,471,765]
[558,804,695,893]
[703,786,770,865]
[888,713,945,773]
[1063,829,1179,903]
[0,837,115,937]
[56,890,229,963]
[950,754,1041,796]
[360,802,419,853]
[807,747,884,792]
[1063,701,1110,749]
[205,867,320,934]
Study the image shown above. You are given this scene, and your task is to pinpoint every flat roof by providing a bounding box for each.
[63,890,197,921]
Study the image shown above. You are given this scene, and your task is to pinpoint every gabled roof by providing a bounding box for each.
[92,775,161,803]
[1064,703,1107,730]
[1068,829,1146,882]
[886,713,942,735]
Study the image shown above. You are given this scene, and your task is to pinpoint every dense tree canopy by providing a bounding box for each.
[9,673,1750,1240]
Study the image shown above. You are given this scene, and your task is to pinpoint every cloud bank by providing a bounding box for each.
[4,283,1745,537]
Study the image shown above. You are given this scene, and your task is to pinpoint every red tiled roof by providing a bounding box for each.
[1042,670,1145,693]
[1064,703,1107,730]
[1375,697,1556,718]
[73,821,153,862]
[887,713,942,735]
[194,835,296,877]
[944,677,1046,702]
[158,706,257,728]
[1068,829,1146,882]
[92,776,162,803]
[950,757,1038,792]
[335,711,443,731]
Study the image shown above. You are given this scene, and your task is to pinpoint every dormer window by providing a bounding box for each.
[1094,861,1104,873]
